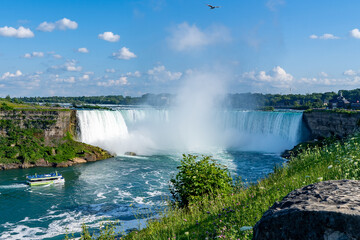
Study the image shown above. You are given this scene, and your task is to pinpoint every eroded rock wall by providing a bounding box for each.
[0,110,77,142]
[303,111,360,138]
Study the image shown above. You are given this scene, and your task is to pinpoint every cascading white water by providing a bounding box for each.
[77,110,129,149]
[77,109,305,155]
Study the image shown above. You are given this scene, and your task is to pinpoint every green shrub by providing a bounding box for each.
[0,103,14,111]
[258,106,274,111]
[170,154,233,208]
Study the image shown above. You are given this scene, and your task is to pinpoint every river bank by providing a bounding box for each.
[0,142,112,170]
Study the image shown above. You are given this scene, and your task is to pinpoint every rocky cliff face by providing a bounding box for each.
[303,111,360,139]
[0,110,76,142]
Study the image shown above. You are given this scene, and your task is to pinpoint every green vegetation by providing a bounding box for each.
[0,113,110,165]
[304,108,360,114]
[110,133,360,240]
[257,106,274,111]
[19,93,173,107]
[65,223,119,240]
[72,103,113,111]
[170,155,233,208]
[20,88,360,109]
[0,96,69,111]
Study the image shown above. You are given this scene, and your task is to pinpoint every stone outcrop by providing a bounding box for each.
[253,180,360,240]
[303,111,360,139]
[0,108,113,170]
[0,110,77,142]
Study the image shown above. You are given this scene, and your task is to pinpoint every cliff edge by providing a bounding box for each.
[0,109,113,170]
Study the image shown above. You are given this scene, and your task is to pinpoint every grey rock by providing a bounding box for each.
[304,111,360,139]
[253,180,360,240]
[84,153,96,162]
[125,152,137,156]
[55,161,72,168]
[35,158,51,167]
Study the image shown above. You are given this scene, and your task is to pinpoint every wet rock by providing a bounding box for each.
[20,162,34,169]
[35,158,51,167]
[84,153,96,162]
[125,152,137,156]
[0,163,20,170]
[253,180,360,240]
[55,161,72,167]
[71,157,87,164]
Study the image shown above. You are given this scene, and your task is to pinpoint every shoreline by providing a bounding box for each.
[0,146,113,171]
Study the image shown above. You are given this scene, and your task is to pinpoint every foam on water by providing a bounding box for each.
[0,183,28,189]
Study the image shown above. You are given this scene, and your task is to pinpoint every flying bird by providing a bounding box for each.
[207,4,221,9]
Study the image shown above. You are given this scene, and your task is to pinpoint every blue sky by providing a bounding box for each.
[1,0,360,97]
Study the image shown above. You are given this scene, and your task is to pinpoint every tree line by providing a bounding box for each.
[15,89,360,109]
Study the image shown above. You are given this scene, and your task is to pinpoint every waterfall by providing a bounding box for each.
[77,109,305,155]
[77,110,129,146]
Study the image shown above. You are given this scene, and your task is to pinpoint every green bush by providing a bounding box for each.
[170,154,233,208]
[0,103,14,111]
[258,106,274,111]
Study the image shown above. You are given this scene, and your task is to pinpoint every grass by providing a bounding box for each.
[0,99,70,111]
[304,108,360,114]
[114,133,360,240]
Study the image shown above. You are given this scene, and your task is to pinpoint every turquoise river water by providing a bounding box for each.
[0,109,305,239]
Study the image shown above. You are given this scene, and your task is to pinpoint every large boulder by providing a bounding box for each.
[253,180,360,240]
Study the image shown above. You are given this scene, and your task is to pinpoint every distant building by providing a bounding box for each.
[329,92,350,109]
[351,100,360,110]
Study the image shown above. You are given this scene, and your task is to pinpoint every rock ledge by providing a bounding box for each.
[253,180,360,240]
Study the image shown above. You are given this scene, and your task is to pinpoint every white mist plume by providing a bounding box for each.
[78,70,229,155]
[77,69,304,155]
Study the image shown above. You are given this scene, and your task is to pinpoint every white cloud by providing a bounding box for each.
[24,51,44,58]
[242,66,293,88]
[111,47,137,60]
[147,65,182,82]
[319,72,328,77]
[37,18,78,32]
[77,47,89,53]
[98,32,120,42]
[350,28,360,39]
[298,76,360,86]
[105,68,116,73]
[1,70,22,80]
[55,76,76,83]
[37,22,55,32]
[309,33,339,40]
[64,61,82,72]
[80,74,90,80]
[53,54,62,59]
[0,26,34,38]
[56,18,78,30]
[97,77,128,87]
[168,22,231,51]
[344,69,357,76]
[127,71,141,78]
[48,60,82,73]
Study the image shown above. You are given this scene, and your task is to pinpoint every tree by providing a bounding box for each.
[170,154,233,208]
